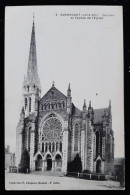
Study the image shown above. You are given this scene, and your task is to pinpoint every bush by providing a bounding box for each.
[19,149,30,173]
[67,153,82,173]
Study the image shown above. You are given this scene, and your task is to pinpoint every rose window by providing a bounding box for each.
[42,117,62,141]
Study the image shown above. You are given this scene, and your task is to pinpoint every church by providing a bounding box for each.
[16,19,114,175]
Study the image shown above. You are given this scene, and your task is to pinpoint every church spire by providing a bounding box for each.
[22,16,41,117]
[24,16,41,89]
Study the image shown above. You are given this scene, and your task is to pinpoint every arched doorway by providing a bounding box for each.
[35,154,43,171]
[55,154,62,171]
[96,159,101,173]
[46,154,52,171]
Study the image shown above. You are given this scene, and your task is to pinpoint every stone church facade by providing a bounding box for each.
[16,20,114,175]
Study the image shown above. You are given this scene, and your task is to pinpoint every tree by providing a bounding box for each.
[19,149,30,173]
[67,153,82,172]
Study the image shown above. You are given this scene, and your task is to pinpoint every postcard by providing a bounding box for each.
[5,5,125,190]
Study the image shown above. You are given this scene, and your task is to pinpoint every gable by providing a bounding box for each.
[40,86,67,104]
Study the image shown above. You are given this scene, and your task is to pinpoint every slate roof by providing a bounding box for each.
[114,158,125,166]
[40,86,67,104]
[93,108,109,124]
[72,104,82,116]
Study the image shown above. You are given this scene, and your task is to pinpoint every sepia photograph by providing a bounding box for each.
[5,5,125,190]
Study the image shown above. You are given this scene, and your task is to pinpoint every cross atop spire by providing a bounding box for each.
[33,12,35,20]
[33,13,35,25]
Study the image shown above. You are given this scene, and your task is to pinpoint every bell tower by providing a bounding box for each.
[22,17,41,117]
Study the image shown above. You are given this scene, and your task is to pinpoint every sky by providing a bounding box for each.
[5,6,124,157]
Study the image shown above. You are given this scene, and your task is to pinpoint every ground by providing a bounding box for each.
[5,171,124,190]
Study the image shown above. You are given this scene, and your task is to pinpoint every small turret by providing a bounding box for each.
[109,99,111,108]
[108,100,112,128]
[89,100,91,108]
[109,99,112,116]
[67,83,71,97]
[88,100,92,115]
[82,99,87,119]
[67,83,72,115]
[83,99,87,112]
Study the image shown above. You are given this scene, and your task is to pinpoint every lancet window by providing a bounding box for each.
[25,98,27,109]
[29,97,31,112]
[74,123,79,151]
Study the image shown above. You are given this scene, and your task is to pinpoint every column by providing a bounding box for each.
[51,142,53,152]
[58,142,60,151]
[101,161,105,174]
[98,132,100,154]
[44,160,47,171]
[52,160,55,172]
[94,160,96,173]
[44,143,46,152]
[81,130,85,170]
[16,131,23,167]
[47,142,49,151]
[87,121,94,173]
[30,124,35,172]
[42,160,45,172]
[55,142,56,152]
[62,124,69,174]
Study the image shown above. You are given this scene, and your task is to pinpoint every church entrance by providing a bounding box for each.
[55,154,62,171]
[96,159,101,173]
[46,154,52,171]
[35,154,43,171]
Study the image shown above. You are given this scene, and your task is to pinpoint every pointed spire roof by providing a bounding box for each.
[89,100,91,107]
[109,99,111,108]
[83,99,87,111]
[83,99,86,107]
[52,81,55,87]
[68,83,71,90]
[23,17,41,89]
[67,83,71,97]
[109,99,112,116]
